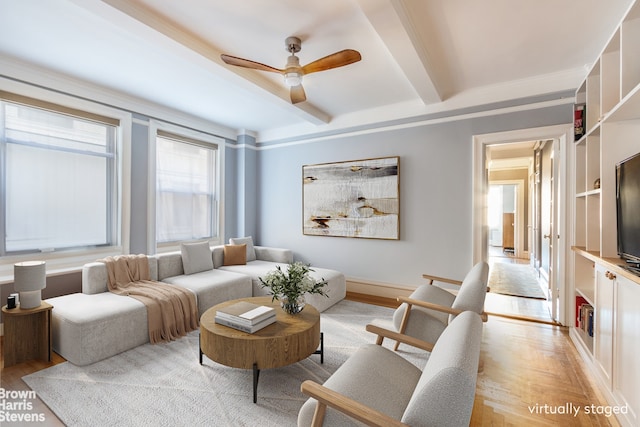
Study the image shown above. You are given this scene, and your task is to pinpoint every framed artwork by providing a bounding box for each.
[303,156,399,239]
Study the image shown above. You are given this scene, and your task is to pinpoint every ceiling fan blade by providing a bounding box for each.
[290,84,306,104]
[220,54,284,74]
[301,49,361,75]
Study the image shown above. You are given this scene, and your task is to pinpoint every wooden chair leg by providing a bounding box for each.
[394,303,412,351]
[311,402,327,427]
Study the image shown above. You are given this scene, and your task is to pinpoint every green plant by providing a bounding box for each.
[260,262,328,304]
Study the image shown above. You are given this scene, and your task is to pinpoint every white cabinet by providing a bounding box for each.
[613,274,640,424]
[594,265,614,385]
[572,257,640,427]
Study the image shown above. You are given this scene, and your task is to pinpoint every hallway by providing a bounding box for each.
[486,246,555,324]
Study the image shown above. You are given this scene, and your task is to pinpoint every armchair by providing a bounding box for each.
[392,261,489,350]
[298,311,483,426]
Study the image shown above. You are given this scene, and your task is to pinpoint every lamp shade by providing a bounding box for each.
[14,261,46,309]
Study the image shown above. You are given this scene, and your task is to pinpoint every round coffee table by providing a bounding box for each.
[199,296,323,402]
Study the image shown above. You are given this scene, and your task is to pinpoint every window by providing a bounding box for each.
[1,95,120,256]
[155,130,219,244]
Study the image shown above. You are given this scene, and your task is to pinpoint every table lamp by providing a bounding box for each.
[14,261,46,309]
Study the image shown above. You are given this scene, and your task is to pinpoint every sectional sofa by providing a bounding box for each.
[46,241,346,366]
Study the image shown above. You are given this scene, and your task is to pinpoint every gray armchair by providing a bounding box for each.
[392,261,489,350]
[298,311,483,426]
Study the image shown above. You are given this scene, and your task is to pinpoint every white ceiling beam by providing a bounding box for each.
[72,0,330,126]
[357,0,443,104]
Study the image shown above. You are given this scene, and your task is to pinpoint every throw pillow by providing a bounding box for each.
[223,244,247,266]
[229,236,256,262]
[180,241,213,274]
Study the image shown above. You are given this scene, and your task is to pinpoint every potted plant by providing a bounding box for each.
[260,262,328,314]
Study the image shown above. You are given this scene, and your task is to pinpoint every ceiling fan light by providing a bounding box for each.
[284,71,302,87]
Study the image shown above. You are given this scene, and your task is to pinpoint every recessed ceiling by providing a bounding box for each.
[0,0,634,142]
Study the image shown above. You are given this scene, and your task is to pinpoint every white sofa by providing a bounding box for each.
[47,244,346,366]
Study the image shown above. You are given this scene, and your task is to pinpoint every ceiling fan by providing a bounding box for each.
[221,36,361,104]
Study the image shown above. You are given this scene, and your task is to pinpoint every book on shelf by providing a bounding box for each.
[216,301,276,326]
[577,302,594,337]
[574,104,585,141]
[575,295,588,327]
[215,314,276,333]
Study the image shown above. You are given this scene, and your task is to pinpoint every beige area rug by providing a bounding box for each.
[489,263,547,300]
[21,301,425,427]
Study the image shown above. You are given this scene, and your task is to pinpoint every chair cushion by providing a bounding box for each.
[392,284,455,343]
[402,311,482,427]
[229,236,257,261]
[180,241,213,274]
[449,261,489,322]
[298,344,422,426]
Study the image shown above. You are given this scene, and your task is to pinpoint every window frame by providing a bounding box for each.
[0,84,131,282]
[149,120,223,254]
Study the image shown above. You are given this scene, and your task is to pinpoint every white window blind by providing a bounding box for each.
[1,95,119,255]
[156,131,218,243]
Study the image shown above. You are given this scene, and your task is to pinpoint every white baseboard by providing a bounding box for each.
[346,277,415,299]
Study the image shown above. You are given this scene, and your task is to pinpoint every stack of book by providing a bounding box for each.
[215,301,276,333]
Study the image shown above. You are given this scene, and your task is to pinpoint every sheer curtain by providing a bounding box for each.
[156,133,217,243]
[3,102,117,254]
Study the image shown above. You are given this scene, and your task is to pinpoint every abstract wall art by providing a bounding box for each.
[303,156,399,239]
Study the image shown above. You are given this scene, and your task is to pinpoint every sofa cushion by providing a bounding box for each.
[229,236,256,261]
[180,241,213,274]
[161,269,252,316]
[82,257,158,295]
[47,292,149,366]
[220,261,346,313]
[223,244,247,266]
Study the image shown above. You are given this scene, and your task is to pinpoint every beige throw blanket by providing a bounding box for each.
[101,255,198,344]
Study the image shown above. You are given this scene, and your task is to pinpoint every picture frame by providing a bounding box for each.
[302,156,400,239]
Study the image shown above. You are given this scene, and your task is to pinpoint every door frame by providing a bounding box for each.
[472,124,572,326]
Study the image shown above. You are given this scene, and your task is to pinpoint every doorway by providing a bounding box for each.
[488,180,526,259]
[488,184,517,256]
[472,125,571,325]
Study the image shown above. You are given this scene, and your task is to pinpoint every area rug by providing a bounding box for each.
[22,301,425,427]
[488,263,547,299]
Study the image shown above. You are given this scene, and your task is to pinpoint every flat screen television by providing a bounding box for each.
[616,152,640,270]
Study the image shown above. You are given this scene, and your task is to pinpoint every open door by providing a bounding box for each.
[534,140,560,321]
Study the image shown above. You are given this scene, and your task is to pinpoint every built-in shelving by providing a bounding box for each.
[571,1,640,426]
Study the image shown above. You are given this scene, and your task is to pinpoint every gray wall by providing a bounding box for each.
[253,104,571,287]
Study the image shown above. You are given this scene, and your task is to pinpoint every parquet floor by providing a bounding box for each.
[470,316,619,426]
[0,299,621,426]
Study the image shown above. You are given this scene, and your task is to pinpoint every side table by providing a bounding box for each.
[2,301,53,368]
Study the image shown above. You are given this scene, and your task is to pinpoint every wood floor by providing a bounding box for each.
[0,297,620,426]
[487,247,556,324]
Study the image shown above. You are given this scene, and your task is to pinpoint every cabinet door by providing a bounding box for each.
[594,265,614,385]
[614,275,640,425]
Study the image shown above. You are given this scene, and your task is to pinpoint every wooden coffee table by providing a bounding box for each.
[199,296,323,403]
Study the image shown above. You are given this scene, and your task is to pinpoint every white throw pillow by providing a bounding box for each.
[229,236,256,262]
[181,241,213,274]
